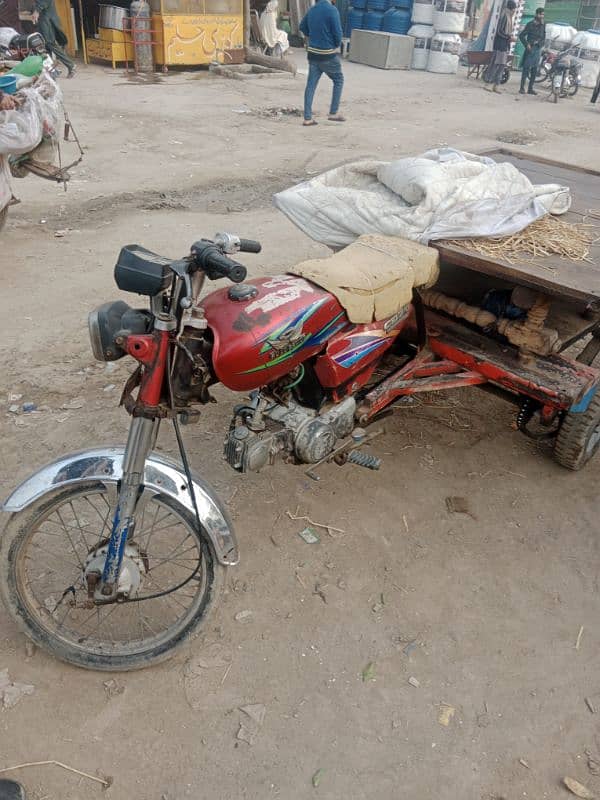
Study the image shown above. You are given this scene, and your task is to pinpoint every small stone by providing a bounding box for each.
[408,676,420,688]
[234,610,253,623]
[61,398,85,410]
[22,402,37,413]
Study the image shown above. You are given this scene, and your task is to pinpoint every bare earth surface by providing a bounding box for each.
[1,51,599,800]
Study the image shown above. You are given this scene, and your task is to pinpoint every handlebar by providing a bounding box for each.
[238,238,262,254]
[191,240,247,283]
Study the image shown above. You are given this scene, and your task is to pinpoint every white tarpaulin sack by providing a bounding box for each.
[273,148,571,249]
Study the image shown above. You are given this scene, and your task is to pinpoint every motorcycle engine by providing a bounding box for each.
[224,395,356,472]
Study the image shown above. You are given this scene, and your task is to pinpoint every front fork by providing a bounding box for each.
[95,317,175,601]
[95,416,159,600]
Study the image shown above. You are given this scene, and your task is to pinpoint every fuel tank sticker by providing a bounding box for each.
[244,277,315,315]
[239,300,346,375]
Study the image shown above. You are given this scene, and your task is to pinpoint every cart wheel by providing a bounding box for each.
[501,67,510,84]
[554,393,600,470]
[0,206,7,232]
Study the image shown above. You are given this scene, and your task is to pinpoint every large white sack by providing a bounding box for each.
[274,148,570,248]
[0,72,62,157]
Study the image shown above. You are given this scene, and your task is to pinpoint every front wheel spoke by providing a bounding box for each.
[84,495,112,540]
[154,533,195,567]
[151,557,201,573]
[141,521,187,537]
[26,567,82,597]
[143,574,191,612]
[28,542,81,571]
[78,603,121,642]
[148,545,199,572]
[137,603,159,636]
[143,503,163,554]
[68,501,92,552]
[54,509,86,569]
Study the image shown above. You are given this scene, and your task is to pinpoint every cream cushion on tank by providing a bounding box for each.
[288,234,439,324]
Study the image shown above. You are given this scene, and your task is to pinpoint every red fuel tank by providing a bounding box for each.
[201,275,349,392]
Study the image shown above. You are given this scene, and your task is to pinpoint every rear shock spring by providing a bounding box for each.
[516,398,560,441]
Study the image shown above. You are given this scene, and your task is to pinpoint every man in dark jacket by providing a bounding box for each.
[300,0,344,126]
[32,0,75,77]
[519,7,545,94]
[0,0,21,31]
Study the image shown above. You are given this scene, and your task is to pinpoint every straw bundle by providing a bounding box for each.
[444,216,597,266]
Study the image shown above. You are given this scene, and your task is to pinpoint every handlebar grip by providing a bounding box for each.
[191,241,247,283]
[238,238,262,254]
[227,262,247,283]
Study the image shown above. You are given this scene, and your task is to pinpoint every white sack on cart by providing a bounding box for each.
[274,148,571,249]
[0,72,62,157]
[0,27,19,48]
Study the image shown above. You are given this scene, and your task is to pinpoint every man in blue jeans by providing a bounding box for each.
[300,0,345,126]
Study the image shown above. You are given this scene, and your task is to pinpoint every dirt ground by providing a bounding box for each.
[1,51,600,800]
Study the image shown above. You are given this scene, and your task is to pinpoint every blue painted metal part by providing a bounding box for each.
[569,385,598,413]
[101,508,129,586]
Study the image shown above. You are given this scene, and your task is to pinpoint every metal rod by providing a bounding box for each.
[77,0,88,64]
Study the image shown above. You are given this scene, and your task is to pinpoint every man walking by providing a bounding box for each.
[519,7,545,95]
[484,0,516,93]
[32,0,75,77]
[300,0,344,126]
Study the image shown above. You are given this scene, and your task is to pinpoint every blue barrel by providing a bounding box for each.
[369,0,388,10]
[351,0,367,11]
[388,0,412,9]
[364,9,385,28]
[346,6,365,33]
[382,6,411,32]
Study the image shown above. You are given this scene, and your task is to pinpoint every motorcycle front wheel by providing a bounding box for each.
[0,483,222,671]
[534,65,549,83]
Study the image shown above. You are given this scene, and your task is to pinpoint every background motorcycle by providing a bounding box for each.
[534,47,556,84]
[548,50,582,102]
[0,31,57,76]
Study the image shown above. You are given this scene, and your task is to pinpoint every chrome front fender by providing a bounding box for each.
[1,448,239,566]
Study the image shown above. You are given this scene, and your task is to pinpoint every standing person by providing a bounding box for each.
[0,0,21,32]
[484,0,516,93]
[31,0,75,77]
[519,7,545,94]
[300,0,345,127]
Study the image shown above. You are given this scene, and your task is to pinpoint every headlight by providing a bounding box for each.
[88,301,131,361]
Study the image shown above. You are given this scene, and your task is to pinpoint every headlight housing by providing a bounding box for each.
[88,301,151,361]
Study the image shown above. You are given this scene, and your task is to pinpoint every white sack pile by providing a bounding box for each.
[274,148,571,249]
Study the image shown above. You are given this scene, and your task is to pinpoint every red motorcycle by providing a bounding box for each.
[2,231,599,669]
[0,233,420,670]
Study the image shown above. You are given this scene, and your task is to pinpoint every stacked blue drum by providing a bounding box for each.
[346,0,414,36]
